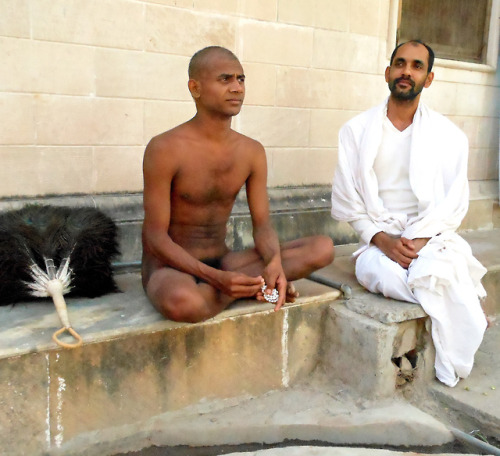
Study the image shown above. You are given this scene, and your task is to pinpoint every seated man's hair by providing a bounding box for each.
[188,46,239,79]
[390,40,435,73]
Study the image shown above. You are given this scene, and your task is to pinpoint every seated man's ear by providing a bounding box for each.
[424,71,434,88]
[188,79,201,99]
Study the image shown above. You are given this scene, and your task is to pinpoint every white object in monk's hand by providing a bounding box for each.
[261,284,279,303]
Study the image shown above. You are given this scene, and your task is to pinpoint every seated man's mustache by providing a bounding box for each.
[396,77,415,86]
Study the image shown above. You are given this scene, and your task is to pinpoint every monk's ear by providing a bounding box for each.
[424,71,434,88]
[188,79,201,99]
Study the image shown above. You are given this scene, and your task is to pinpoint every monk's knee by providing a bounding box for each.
[309,235,335,269]
[152,287,207,323]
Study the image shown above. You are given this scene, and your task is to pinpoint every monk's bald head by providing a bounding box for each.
[188,46,240,79]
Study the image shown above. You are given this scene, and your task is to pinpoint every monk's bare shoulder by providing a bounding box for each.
[144,122,194,172]
[230,130,266,163]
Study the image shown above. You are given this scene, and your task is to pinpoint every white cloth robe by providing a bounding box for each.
[331,99,488,387]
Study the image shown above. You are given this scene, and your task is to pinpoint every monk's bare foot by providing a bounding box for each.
[286,283,299,303]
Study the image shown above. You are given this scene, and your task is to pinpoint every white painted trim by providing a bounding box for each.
[387,0,499,72]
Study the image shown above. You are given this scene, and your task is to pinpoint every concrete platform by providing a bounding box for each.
[1,229,499,455]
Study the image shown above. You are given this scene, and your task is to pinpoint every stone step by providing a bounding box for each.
[51,386,456,456]
[225,449,484,456]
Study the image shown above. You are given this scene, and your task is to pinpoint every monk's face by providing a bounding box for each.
[190,53,245,117]
[385,43,434,101]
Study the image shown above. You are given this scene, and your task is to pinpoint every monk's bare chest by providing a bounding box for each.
[172,153,249,206]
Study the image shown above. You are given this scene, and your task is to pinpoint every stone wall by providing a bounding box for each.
[0,0,498,200]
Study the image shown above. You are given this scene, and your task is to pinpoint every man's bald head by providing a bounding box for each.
[188,46,240,79]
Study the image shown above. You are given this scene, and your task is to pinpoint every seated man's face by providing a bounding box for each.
[196,55,246,116]
[386,43,433,101]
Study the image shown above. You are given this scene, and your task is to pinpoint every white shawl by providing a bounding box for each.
[331,99,469,246]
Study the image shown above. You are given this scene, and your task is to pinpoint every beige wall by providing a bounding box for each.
[0,0,499,198]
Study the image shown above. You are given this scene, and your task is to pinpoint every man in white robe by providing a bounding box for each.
[331,40,488,387]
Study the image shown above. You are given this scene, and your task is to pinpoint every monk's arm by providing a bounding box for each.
[246,142,287,310]
[142,138,263,298]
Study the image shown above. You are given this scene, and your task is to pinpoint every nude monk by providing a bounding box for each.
[142,46,334,323]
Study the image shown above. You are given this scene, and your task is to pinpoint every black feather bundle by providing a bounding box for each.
[0,204,120,305]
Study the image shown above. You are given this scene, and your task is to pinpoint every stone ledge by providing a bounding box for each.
[0,275,340,359]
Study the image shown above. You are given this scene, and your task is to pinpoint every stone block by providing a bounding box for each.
[1,38,92,95]
[145,5,235,55]
[450,116,499,150]
[96,49,190,101]
[468,148,499,181]
[344,73,388,112]
[144,0,193,7]
[349,0,383,36]
[93,147,144,193]
[242,62,276,106]
[115,220,143,265]
[313,30,380,74]
[237,0,277,21]
[0,147,42,197]
[0,0,30,38]
[277,0,314,27]
[310,109,358,148]
[144,101,196,143]
[0,93,35,144]
[194,0,238,14]
[239,21,313,67]
[460,199,494,231]
[278,0,349,31]
[31,0,144,50]
[229,208,342,251]
[268,148,336,187]
[38,147,94,195]
[0,353,49,456]
[286,302,330,384]
[422,81,458,116]
[453,83,499,117]
[392,320,419,358]
[322,303,399,398]
[35,96,143,146]
[239,106,310,147]
[275,67,347,109]
[482,269,500,315]
[44,313,284,445]
[31,40,94,96]
[494,203,500,229]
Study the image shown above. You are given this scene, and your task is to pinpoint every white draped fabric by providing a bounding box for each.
[331,100,487,387]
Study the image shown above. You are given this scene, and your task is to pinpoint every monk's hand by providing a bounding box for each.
[261,259,287,311]
[216,271,264,299]
[372,232,418,269]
